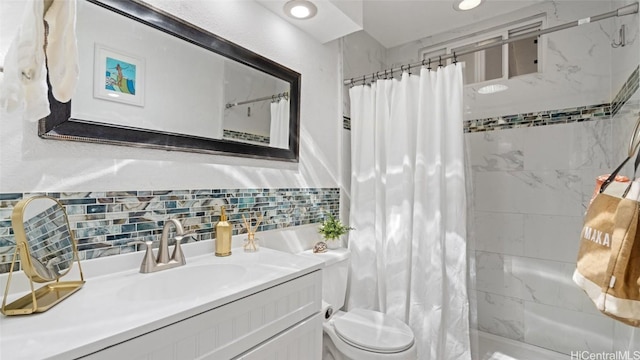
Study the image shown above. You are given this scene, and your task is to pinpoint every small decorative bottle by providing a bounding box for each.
[215,207,232,257]
[242,213,263,252]
[244,232,259,252]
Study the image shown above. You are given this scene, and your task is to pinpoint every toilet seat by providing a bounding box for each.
[332,308,414,354]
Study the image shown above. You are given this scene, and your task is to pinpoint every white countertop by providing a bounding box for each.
[0,241,323,360]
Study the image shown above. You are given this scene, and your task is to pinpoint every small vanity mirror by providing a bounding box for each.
[1,196,85,316]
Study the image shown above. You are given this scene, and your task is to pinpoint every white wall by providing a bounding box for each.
[0,0,342,193]
[339,30,387,232]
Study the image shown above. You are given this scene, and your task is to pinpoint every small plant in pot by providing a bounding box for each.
[317,213,354,251]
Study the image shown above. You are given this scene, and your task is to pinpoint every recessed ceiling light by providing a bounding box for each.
[453,0,483,11]
[284,0,318,20]
[478,84,508,94]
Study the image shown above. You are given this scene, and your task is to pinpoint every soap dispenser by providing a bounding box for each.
[215,207,232,257]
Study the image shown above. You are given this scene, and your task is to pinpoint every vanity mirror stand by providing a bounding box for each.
[1,196,85,316]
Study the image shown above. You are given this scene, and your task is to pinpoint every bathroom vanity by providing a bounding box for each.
[0,246,323,360]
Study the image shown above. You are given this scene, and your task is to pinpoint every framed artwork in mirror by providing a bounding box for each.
[93,44,145,107]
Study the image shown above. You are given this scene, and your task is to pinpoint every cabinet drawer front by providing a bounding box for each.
[82,270,322,360]
[235,313,322,360]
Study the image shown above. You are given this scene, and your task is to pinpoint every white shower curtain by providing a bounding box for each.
[269,98,289,148]
[348,64,471,360]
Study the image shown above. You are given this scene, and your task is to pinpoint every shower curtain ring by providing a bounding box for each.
[453,52,457,64]
[350,78,354,86]
[428,59,432,70]
[438,55,443,67]
[407,64,411,74]
[400,65,405,73]
[376,71,380,79]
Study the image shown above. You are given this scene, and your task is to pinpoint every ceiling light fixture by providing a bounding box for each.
[478,84,508,94]
[284,0,318,20]
[453,0,483,11]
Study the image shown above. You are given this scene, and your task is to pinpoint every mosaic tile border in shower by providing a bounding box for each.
[463,103,611,133]
[343,116,351,130]
[0,188,340,274]
[223,129,270,145]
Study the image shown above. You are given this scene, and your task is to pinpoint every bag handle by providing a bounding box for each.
[601,116,640,193]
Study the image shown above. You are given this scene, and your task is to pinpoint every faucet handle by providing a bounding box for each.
[171,231,196,265]
[171,237,187,265]
[128,240,156,273]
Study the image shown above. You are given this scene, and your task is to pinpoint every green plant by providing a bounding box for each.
[318,213,354,241]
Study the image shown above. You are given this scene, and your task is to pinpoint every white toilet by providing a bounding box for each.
[301,248,417,360]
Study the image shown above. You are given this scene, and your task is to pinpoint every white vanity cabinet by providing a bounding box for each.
[81,271,322,360]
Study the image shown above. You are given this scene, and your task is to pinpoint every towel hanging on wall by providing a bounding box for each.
[573,117,640,326]
[0,0,78,121]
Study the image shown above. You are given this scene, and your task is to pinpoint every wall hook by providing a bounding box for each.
[612,24,626,48]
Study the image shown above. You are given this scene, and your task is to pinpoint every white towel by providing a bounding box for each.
[0,0,49,121]
[44,0,78,103]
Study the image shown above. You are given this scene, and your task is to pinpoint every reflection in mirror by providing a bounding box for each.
[39,0,301,161]
[21,198,75,281]
[2,196,84,316]
[223,60,290,148]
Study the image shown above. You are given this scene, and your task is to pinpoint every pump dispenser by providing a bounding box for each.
[215,207,232,257]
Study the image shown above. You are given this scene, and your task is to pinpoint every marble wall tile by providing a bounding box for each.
[611,96,640,177]
[523,214,583,263]
[509,256,599,316]
[476,291,525,341]
[474,211,524,256]
[466,129,525,172]
[524,302,614,354]
[475,170,583,216]
[613,321,640,352]
[476,251,533,301]
[523,121,612,171]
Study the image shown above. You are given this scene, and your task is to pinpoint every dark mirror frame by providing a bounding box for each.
[39,0,301,162]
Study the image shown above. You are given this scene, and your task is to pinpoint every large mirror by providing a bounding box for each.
[39,0,301,161]
[2,196,84,315]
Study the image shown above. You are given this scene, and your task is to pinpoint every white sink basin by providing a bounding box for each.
[118,263,248,301]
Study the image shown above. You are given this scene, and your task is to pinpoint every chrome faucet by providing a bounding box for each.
[132,219,196,273]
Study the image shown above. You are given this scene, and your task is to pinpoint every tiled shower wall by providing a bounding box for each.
[0,188,340,274]
[467,67,640,354]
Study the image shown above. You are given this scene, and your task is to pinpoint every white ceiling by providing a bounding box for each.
[257,0,546,48]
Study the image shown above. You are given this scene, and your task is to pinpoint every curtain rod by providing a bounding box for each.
[225,91,289,109]
[343,2,639,86]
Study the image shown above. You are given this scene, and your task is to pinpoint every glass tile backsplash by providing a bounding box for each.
[0,188,340,273]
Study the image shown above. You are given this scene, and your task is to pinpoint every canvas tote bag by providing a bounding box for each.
[573,119,640,326]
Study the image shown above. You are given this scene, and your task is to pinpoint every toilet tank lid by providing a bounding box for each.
[298,248,350,267]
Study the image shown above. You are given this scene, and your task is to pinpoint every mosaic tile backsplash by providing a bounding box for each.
[223,129,270,145]
[0,188,340,274]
